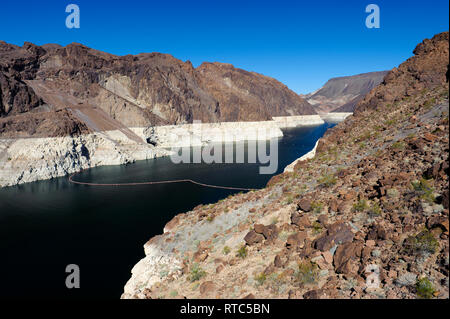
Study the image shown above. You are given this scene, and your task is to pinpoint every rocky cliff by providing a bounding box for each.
[123,31,449,299]
[305,71,389,113]
[0,41,315,138]
[353,32,449,115]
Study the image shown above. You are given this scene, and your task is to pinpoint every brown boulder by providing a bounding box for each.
[286,232,307,249]
[317,214,328,226]
[254,224,265,234]
[314,221,354,251]
[244,230,264,245]
[291,212,311,229]
[333,241,363,274]
[274,253,288,268]
[303,289,326,299]
[262,224,278,241]
[298,198,312,212]
[366,223,388,241]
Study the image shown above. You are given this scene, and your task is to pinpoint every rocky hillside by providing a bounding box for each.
[305,71,388,113]
[123,32,449,299]
[354,32,449,115]
[0,41,315,138]
[196,62,315,121]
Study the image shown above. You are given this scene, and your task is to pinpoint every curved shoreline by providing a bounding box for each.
[283,139,320,173]
[0,115,335,188]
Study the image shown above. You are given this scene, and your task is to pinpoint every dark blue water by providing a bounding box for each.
[0,123,334,299]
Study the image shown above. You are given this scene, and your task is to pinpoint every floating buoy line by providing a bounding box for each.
[68,170,255,192]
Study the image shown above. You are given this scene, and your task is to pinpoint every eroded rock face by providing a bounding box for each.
[0,41,316,138]
[0,109,90,138]
[196,62,316,121]
[0,42,45,117]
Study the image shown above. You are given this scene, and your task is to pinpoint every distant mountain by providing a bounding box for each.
[0,41,315,138]
[304,71,389,113]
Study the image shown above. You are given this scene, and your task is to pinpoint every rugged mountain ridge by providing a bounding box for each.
[0,41,315,138]
[305,71,389,113]
[353,32,449,115]
[123,31,449,299]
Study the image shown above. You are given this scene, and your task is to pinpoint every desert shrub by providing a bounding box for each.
[267,272,288,294]
[222,246,231,255]
[368,202,382,217]
[416,277,436,299]
[392,141,405,150]
[236,245,248,259]
[423,97,436,110]
[384,119,396,126]
[318,173,337,187]
[358,131,372,142]
[311,201,324,215]
[404,230,439,256]
[254,273,267,286]
[411,178,435,203]
[312,221,323,234]
[295,261,319,285]
[188,263,206,282]
[353,199,368,212]
[284,194,294,205]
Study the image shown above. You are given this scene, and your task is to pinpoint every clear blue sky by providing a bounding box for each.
[0,0,448,93]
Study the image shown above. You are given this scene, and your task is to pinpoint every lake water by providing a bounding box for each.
[0,123,334,299]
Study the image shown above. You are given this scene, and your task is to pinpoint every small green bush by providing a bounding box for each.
[188,263,206,282]
[411,178,435,203]
[368,202,382,217]
[404,230,439,256]
[318,173,337,187]
[222,246,231,255]
[392,141,405,150]
[284,195,294,205]
[353,199,368,212]
[311,201,324,215]
[416,277,436,299]
[236,245,248,259]
[295,261,319,285]
[254,273,267,286]
[312,221,323,234]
